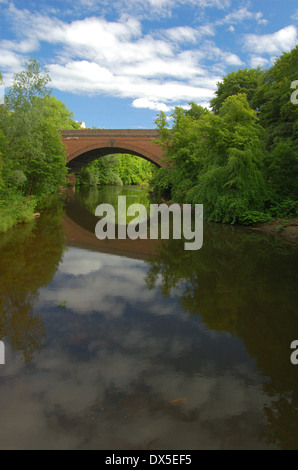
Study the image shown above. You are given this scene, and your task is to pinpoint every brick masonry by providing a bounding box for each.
[60,129,165,173]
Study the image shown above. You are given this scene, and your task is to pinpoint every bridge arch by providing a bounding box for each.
[60,129,165,173]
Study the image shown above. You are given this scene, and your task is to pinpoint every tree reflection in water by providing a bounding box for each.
[145,224,298,449]
[0,187,297,449]
[0,199,65,362]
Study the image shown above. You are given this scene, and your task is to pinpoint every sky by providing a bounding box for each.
[0,0,297,128]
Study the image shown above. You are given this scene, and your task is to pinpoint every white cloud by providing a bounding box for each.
[255,11,268,25]
[221,7,253,24]
[166,26,201,43]
[244,25,297,55]
[74,0,231,17]
[0,6,227,109]
[1,2,275,112]
[250,56,269,68]
[132,98,172,112]
[0,50,23,70]
[0,38,39,54]
[48,61,114,92]
[203,42,244,66]
[216,7,268,27]
[165,24,215,43]
[291,9,298,21]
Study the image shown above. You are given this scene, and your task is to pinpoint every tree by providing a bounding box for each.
[188,94,266,223]
[153,94,267,223]
[38,95,80,130]
[5,58,51,111]
[152,46,298,223]
[252,45,298,149]
[76,153,157,187]
[251,46,298,209]
[210,67,265,114]
[2,59,67,196]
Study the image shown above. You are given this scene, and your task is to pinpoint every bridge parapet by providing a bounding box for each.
[60,129,159,138]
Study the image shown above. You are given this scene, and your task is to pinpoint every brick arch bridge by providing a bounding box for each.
[60,129,165,174]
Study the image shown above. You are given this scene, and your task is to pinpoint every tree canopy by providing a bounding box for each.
[151,45,297,224]
[0,59,79,232]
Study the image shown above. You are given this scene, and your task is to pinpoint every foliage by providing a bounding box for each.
[238,210,272,226]
[38,95,80,130]
[76,153,157,187]
[268,199,297,218]
[153,95,267,223]
[0,59,73,232]
[210,67,265,114]
[252,45,298,149]
[0,193,36,233]
[263,139,298,203]
[152,46,298,225]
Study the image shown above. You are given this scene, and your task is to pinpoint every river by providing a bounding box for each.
[0,185,297,449]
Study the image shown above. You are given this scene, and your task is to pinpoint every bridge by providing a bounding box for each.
[60,129,165,175]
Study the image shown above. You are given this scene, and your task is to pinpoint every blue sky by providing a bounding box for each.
[0,0,297,128]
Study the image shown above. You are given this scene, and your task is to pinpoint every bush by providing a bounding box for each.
[0,192,36,233]
[269,199,297,218]
[238,210,272,226]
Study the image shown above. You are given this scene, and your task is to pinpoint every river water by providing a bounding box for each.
[0,185,297,450]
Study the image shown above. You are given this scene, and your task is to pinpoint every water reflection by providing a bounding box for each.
[145,227,298,449]
[0,187,297,449]
[76,185,151,225]
[0,200,65,361]
[63,186,160,260]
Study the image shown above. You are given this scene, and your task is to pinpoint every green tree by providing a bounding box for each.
[38,95,80,130]
[189,94,266,223]
[76,154,157,187]
[252,46,298,209]
[153,95,267,223]
[152,46,298,223]
[5,58,50,110]
[210,67,265,114]
[252,45,298,149]
[0,59,74,232]
[2,59,67,196]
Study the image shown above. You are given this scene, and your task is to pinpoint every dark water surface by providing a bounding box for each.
[0,185,297,450]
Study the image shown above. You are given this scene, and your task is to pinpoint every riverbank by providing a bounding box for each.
[249,217,298,243]
[0,195,36,234]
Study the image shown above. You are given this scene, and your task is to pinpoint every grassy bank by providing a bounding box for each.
[0,194,37,233]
